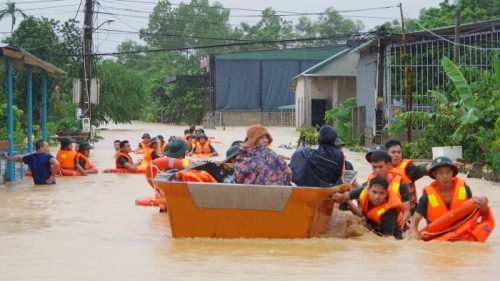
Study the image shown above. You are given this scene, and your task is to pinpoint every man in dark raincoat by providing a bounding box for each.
[289,125,344,187]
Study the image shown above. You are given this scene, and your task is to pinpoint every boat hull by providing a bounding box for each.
[154,173,350,239]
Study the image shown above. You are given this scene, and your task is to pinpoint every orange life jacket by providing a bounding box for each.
[115,151,133,168]
[143,148,155,163]
[139,141,149,149]
[342,155,346,172]
[358,184,404,233]
[367,172,403,199]
[56,149,77,169]
[160,142,167,154]
[391,159,417,210]
[75,152,90,169]
[194,141,212,154]
[422,177,468,224]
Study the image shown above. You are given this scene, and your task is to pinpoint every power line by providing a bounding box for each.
[45,32,367,57]
[99,29,254,41]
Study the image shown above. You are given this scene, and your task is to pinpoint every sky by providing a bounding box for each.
[0,0,445,53]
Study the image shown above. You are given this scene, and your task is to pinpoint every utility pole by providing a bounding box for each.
[454,9,461,65]
[82,0,94,141]
[399,2,411,142]
[375,26,386,145]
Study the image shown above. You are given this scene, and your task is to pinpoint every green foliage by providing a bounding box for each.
[0,0,27,33]
[92,60,146,125]
[390,56,500,163]
[296,125,319,146]
[0,103,25,143]
[324,97,361,146]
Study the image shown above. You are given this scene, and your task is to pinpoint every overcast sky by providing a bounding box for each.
[1,0,444,53]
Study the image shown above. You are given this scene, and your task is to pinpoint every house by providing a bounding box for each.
[209,46,350,126]
[291,48,359,128]
[354,19,500,147]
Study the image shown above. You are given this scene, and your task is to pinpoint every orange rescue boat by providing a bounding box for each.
[154,167,356,239]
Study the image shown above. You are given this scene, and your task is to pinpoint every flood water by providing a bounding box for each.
[1,121,499,280]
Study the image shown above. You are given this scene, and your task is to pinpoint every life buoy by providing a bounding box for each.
[420,198,496,242]
[211,139,222,144]
[135,197,159,207]
[60,164,98,176]
[102,168,145,174]
[60,169,83,176]
[145,157,190,188]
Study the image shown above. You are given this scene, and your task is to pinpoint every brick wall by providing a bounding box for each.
[221,111,294,126]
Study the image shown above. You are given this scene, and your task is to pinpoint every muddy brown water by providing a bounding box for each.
[1,122,499,280]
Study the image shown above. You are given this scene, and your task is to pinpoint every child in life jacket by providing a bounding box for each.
[409,156,489,240]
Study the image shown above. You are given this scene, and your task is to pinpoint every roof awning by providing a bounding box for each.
[278,104,295,110]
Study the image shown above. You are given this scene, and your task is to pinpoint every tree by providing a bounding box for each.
[0,1,27,33]
[91,60,146,125]
[417,0,500,29]
[5,16,82,127]
[294,7,364,47]
[237,7,295,50]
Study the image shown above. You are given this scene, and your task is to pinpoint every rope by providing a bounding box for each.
[148,161,161,204]
[422,207,480,237]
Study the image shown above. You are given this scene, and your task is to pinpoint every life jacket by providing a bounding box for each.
[56,149,77,169]
[367,172,403,199]
[160,141,167,154]
[391,159,417,211]
[115,151,133,168]
[75,152,90,169]
[194,141,212,154]
[422,177,468,224]
[143,148,155,163]
[176,169,218,183]
[358,184,404,233]
[342,155,346,172]
[139,141,149,149]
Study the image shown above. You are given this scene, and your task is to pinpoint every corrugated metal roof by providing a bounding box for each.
[214,46,350,60]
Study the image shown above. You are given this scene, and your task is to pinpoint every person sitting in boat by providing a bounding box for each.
[134,133,151,153]
[335,139,354,171]
[187,133,218,157]
[332,176,404,239]
[2,140,60,185]
[164,138,189,159]
[55,137,77,172]
[143,137,162,163]
[219,145,240,183]
[116,140,142,172]
[75,142,98,176]
[234,125,292,185]
[357,147,412,224]
[409,156,489,240]
[186,134,196,150]
[289,125,344,187]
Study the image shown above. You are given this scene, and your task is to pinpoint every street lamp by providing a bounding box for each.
[94,19,115,31]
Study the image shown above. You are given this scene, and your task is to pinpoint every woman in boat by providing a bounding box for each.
[409,156,489,240]
[234,125,292,185]
[75,142,99,176]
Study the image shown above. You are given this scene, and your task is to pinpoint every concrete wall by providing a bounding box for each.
[294,76,357,128]
[315,51,359,76]
[295,78,305,127]
[221,111,294,127]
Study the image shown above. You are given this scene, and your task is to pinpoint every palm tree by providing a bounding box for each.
[0,1,27,33]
